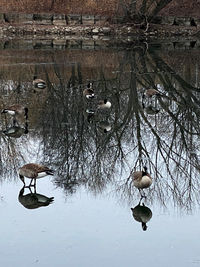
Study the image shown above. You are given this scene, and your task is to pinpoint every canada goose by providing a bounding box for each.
[131,203,152,231]
[83,82,94,99]
[98,99,111,109]
[133,166,152,196]
[3,122,28,138]
[33,76,46,89]
[18,187,54,209]
[19,163,54,187]
[98,121,111,133]
[1,104,28,125]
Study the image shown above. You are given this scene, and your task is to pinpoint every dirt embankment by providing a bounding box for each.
[1,0,200,17]
[160,0,200,17]
[0,0,119,16]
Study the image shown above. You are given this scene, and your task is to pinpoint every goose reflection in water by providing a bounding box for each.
[33,75,46,92]
[83,82,95,99]
[83,109,96,123]
[142,103,160,116]
[1,104,28,126]
[131,202,152,231]
[18,187,54,209]
[3,122,29,138]
[98,121,112,133]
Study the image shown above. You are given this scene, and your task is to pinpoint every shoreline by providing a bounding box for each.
[0,22,199,39]
[0,33,200,52]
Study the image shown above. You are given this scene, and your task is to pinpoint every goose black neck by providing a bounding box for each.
[142,222,147,231]
[142,166,148,176]
[24,108,28,120]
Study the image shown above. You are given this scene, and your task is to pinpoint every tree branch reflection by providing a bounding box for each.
[0,43,200,211]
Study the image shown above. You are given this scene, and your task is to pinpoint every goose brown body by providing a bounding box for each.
[133,167,152,189]
[19,163,54,186]
[98,99,111,109]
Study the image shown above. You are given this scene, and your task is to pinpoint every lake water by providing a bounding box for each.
[0,38,200,267]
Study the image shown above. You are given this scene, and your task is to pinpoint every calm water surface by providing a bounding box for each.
[0,38,200,267]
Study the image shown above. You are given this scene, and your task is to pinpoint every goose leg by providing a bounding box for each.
[33,186,36,194]
[29,187,33,194]
[142,189,146,198]
[13,117,17,126]
[139,196,143,204]
[139,189,146,199]
[28,179,33,187]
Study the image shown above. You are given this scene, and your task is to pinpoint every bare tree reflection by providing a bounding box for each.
[0,43,200,211]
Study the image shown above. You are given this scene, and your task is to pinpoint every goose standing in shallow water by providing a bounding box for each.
[19,163,54,187]
[1,104,28,125]
[132,166,152,197]
[83,82,95,99]
[98,99,111,109]
[33,76,46,89]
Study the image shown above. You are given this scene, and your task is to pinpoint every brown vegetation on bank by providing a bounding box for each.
[1,0,200,17]
[160,0,200,17]
[0,0,119,16]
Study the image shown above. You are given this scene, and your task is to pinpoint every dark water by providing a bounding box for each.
[0,38,200,267]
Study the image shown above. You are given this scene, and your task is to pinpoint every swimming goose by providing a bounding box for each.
[33,76,46,89]
[1,104,28,125]
[132,166,152,196]
[19,163,54,187]
[131,203,152,231]
[98,99,111,109]
[83,82,95,99]
[18,187,54,209]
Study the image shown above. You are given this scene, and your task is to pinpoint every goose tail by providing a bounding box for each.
[46,169,54,176]
[48,197,54,203]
